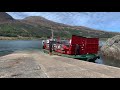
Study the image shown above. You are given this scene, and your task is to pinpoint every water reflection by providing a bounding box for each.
[100,55,120,68]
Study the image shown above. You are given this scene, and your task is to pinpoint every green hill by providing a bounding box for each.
[0,12,119,40]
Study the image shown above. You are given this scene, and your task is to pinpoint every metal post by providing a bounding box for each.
[51,29,53,40]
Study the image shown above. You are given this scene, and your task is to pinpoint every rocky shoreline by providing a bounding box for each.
[101,35,120,60]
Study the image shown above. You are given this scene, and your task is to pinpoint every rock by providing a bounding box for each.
[101,35,120,60]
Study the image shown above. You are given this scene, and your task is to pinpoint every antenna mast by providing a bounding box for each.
[51,29,54,40]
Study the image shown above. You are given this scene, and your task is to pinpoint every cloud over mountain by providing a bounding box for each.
[7,12,120,32]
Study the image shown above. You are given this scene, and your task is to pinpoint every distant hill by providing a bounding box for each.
[0,12,14,23]
[0,12,119,39]
[22,16,71,29]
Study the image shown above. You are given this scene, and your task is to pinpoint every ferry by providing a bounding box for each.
[42,34,100,63]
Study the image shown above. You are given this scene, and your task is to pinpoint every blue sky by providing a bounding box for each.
[7,12,120,32]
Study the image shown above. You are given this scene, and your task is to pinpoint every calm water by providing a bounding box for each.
[0,40,42,56]
[0,40,120,68]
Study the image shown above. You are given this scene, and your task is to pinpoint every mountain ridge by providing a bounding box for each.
[0,12,14,24]
[0,12,119,39]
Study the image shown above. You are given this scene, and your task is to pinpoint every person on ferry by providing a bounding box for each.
[47,36,53,55]
[75,44,80,56]
[49,40,53,55]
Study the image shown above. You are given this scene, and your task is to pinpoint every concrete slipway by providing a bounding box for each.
[0,50,120,78]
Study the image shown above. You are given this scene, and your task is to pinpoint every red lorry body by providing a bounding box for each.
[66,35,99,55]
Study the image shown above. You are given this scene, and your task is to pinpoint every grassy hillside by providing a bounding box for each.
[0,12,119,40]
[0,23,51,38]
[0,22,119,40]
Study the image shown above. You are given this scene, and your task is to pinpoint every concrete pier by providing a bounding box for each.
[0,50,120,78]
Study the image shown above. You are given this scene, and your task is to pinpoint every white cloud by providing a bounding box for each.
[6,12,120,32]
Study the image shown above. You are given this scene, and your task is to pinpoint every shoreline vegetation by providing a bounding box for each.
[0,36,44,40]
[0,36,68,40]
[0,36,109,41]
[99,38,108,41]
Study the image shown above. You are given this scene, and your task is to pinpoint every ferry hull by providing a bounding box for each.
[43,49,100,62]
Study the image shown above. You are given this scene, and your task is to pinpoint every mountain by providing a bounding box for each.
[22,16,119,38]
[0,12,119,39]
[23,16,71,28]
[0,12,14,23]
